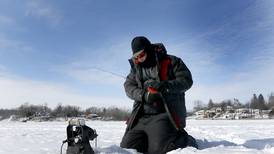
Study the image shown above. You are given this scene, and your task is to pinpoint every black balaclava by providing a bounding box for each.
[131,36,156,68]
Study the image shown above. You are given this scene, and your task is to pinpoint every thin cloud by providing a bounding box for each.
[52,38,131,86]
[168,37,224,78]
[0,64,7,77]
[0,35,34,54]
[169,1,274,109]
[25,0,63,26]
[0,15,14,25]
[187,58,274,104]
[0,70,131,109]
[64,66,125,86]
[78,38,132,70]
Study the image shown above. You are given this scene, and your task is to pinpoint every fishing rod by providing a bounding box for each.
[89,67,126,79]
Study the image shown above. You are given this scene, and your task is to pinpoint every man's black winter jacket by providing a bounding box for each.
[124,49,193,131]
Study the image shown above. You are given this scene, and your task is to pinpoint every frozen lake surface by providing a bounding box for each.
[0,119,274,154]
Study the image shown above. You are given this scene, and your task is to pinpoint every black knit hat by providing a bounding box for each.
[131,36,151,54]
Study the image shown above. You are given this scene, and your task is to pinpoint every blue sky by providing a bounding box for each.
[0,0,273,110]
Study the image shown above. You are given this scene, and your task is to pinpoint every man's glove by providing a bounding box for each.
[144,79,169,93]
[143,87,162,104]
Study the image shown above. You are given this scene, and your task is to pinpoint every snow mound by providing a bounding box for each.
[96,145,138,154]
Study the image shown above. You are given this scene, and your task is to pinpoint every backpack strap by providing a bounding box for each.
[160,57,171,81]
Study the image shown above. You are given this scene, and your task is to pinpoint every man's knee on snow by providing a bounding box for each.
[120,136,148,153]
[148,140,170,154]
[120,139,128,148]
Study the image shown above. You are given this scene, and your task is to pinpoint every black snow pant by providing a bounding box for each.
[120,113,188,154]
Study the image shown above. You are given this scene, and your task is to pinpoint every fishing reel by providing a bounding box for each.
[61,118,98,154]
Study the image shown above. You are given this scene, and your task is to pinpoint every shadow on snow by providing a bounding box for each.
[95,145,137,154]
[196,138,274,150]
[196,139,237,150]
[243,138,274,150]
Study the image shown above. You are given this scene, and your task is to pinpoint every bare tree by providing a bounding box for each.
[193,100,205,111]
[250,94,258,109]
[257,94,268,110]
[268,92,274,109]
[208,99,214,109]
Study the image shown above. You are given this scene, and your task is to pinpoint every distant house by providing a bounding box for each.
[253,109,260,115]
[213,107,222,113]
[235,108,251,119]
[221,113,235,120]
[262,110,271,115]
[226,106,233,111]
[195,110,205,119]
[269,109,274,119]
[205,110,215,118]
[205,107,223,119]
[86,113,100,119]
[261,110,271,119]
[236,108,249,114]
[195,107,271,120]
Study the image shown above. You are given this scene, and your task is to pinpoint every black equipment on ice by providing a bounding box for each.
[61,118,98,154]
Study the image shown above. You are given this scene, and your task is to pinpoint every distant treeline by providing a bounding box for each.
[0,103,131,121]
[2,92,274,120]
[193,93,274,112]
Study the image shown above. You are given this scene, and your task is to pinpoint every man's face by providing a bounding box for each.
[133,49,147,64]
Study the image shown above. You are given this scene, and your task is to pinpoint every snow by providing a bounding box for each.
[0,120,274,154]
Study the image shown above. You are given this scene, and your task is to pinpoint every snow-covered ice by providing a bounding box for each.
[0,119,274,154]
